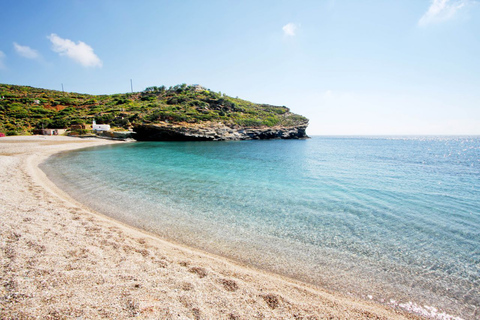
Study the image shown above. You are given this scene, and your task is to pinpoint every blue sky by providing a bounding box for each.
[1,0,479,135]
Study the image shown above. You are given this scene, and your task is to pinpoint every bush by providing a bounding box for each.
[263,116,280,127]
[140,95,156,101]
[111,117,130,128]
[70,129,89,135]
[49,118,70,128]
[59,97,75,105]
[187,100,209,109]
[167,96,188,105]
[7,103,29,118]
[236,118,263,127]
[83,98,97,105]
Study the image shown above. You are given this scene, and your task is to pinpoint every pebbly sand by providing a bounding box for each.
[0,136,422,319]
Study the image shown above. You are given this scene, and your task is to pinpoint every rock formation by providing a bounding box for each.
[133,122,308,141]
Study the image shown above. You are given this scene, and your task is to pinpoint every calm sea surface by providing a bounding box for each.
[41,136,480,319]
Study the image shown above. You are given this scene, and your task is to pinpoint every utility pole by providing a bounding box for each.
[130,79,133,93]
[61,83,64,94]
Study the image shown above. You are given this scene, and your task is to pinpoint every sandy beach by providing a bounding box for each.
[0,136,421,319]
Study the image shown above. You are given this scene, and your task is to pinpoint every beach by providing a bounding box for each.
[0,136,420,319]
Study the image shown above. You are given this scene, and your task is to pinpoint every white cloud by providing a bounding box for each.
[48,33,102,68]
[0,51,6,69]
[13,42,40,59]
[418,0,470,26]
[282,23,297,36]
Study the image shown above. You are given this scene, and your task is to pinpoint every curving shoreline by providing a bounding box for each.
[0,136,420,319]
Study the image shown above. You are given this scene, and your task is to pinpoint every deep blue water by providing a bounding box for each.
[42,136,480,319]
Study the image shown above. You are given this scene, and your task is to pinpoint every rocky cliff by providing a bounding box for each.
[133,122,308,141]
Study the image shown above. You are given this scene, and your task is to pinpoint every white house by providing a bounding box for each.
[35,128,67,135]
[92,119,110,132]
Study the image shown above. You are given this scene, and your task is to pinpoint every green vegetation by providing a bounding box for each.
[0,83,308,136]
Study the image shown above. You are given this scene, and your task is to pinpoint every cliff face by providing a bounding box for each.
[133,122,308,141]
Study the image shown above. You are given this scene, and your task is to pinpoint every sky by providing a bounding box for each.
[0,0,479,135]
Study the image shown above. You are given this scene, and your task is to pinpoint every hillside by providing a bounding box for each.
[0,83,308,140]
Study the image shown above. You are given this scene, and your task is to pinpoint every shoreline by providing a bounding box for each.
[0,136,421,319]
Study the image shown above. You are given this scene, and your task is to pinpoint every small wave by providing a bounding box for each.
[389,300,464,320]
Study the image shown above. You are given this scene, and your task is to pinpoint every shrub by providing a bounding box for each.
[236,118,263,127]
[70,129,89,135]
[7,103,29,118]
[263,116,280,127]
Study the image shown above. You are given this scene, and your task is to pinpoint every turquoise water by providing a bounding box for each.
[41,137,480,319]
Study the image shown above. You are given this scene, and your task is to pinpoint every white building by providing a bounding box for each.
[35,128,67,135]
[92,119,110,132]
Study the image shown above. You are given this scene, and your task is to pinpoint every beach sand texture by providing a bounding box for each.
[0,136,420,319]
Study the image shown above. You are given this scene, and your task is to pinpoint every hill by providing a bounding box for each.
[0,83,308,140]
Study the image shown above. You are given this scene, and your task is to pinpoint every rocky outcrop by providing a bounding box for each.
[133,122,308,141]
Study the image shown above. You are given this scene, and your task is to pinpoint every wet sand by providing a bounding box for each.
[0,136,421,319]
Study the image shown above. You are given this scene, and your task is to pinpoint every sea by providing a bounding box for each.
[41,136,480,319]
